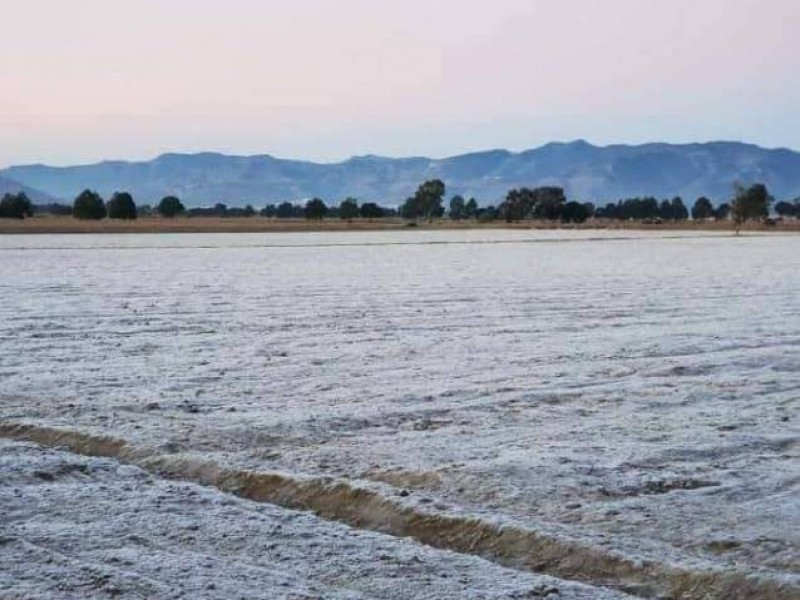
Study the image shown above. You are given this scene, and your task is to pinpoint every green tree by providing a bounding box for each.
[560,201,589,223]
[659,199,674,220]
[73,189,106,220]
[106,191,137,220]
[304,198,328,220]
[449,195,466,220]
[464,197,478,220]
[339,197,359,221]
[0,192,34,219]
[774,201,796,217]
[715,202,731,221]
[399,196,416,219]
[360,202,383,220]
[732,183,772,225]
[158,196,185,218]
[530,187,566,220]
[243,205,256,217]
[261,204,277,218]
[500,188,536,221]
[276,202,294,218]
[691,197,714,220]
[671,197,688,221]
[477,205,498,222]
[401,179,445,221]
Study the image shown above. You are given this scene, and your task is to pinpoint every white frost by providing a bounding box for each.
[1,230,798,591]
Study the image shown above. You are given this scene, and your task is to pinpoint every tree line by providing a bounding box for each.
[12,188,397,221]
[4,181,797,224]
[398,179,789,224]
[0,190,186,221]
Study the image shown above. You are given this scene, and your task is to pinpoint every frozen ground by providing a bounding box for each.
[1,439,631,599]
[1,230,799,595]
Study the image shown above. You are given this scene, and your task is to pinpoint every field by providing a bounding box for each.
[2,213,800,235]
[1,229,798,599]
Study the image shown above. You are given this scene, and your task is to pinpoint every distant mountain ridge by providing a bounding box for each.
[3,140,800,207]
[0,174,54,203]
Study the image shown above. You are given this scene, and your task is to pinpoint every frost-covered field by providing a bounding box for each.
[1,439,629,599]
[1,230,798,596]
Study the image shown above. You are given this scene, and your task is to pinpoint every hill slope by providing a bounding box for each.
[0,175,54,203]
[3,141,800,206]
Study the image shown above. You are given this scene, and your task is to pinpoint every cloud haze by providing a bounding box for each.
[1,0,798,166]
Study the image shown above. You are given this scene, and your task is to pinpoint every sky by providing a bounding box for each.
[1,0,798,167]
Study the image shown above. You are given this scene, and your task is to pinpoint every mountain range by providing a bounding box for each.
[2,140,800,207]
[0,174,55,203]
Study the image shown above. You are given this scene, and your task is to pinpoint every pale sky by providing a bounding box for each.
[1,0,798,167]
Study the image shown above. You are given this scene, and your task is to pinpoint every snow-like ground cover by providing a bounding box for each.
[1,439,630,599]
[1,230,798,595]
